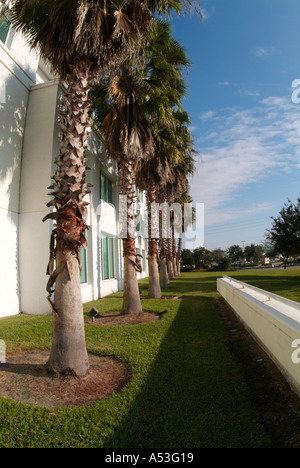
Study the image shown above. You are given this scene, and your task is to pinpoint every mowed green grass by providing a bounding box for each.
[224,268,300,303]
[0,269,299,448]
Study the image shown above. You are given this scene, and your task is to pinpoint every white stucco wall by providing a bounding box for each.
[19,81,60,315]
[0,26,149,318]
[217,276,300,397]
[0,33,37,318]
[0,208,19,317]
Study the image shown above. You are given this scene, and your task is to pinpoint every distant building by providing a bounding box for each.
[0,14,148,318]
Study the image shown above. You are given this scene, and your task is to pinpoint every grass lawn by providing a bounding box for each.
[224,268,300,303]
[0,269,299,448]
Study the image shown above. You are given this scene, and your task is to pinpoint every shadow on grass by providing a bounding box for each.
[105,294,269,449]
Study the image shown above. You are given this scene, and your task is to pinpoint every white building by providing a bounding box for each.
[0,14,148,318]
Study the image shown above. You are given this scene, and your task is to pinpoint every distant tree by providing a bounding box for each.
[211,248,231,270]
[266,199,300,268]
[193,247,211,269]
[211,248,225,264]
[244,244,264,263]
[226,245,243,263]
[181,249,195,267]
[217,256,232,271]
[262,241,279,259]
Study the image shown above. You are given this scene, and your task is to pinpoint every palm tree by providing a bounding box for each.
[135,21,191,298]
[156,107,195,286]
[6,0,201,376]
[167,169,189,278]
[96,19,191,308]
[99,71,155,314]
[136,156,175,298]
[174,190,195,275]
[169,114,196,276]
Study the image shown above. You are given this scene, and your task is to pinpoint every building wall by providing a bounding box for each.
[0,21,149,318]
[0,26,38,317]
[19,81,61,315]
[217,276,300,397]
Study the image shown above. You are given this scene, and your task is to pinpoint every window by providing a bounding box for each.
[100,172,113,204]
[135,187,144,204]
[102,235,115,280]
[80,247,87,284]
[0,15,11,45]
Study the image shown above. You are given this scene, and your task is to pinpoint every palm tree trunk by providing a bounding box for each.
[147,184,161,299]
[171,210,180,276]
[167,209,174,280]
[43,57,96,377]
[159,199,169,290]
[167,236,174,280]
[177,237,182,275]
[120,159,143,315]
[46,249,89,377]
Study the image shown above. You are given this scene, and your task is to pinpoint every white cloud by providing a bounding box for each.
[238,88,260,97]
[200,2,216,22]
[188,125,199,133]
[253,46,275,58]
[217,81,233,87]
[204,202,272,230]
[199,110,216,120]
[201,8,210,21]
[190,96,300,227]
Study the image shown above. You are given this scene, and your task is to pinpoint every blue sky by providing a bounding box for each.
[170,0,300,252]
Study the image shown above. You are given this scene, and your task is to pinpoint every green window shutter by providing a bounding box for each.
[102,235,109,280]
[102,235,115,280]
[100,172,113,204]
[107,179,113,204]
[100,172,107,202]
[80,248,87,284]
[108,237,115,279]
[0,16,10,44]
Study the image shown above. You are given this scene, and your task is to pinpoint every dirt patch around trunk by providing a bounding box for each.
[86,311,167,327]
[216,297,300,448]
[0,351,130,408]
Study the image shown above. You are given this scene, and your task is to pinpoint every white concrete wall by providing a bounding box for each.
[0,24,56,318]
[0,208,19,317]
[0,34,36,318]
[85,143,122,301]
[217,276,300,397]
[19,81,61,315]
[0,25,150,317]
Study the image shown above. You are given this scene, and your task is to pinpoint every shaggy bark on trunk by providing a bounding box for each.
[159,200,169,290]
[43,57,96,377]
[46,250,89,377]
[171,210,179,276]
[147,184,161,299]
[120,159,143,315]
[160,256,169,290]
[167,235,175,280]
[177,237,182,275]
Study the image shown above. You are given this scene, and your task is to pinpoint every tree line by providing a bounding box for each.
[182,198,300,271]
[181,244,266,271]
